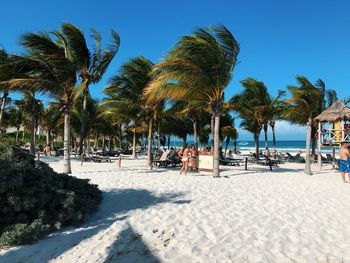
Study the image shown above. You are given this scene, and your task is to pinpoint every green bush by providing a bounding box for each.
[0,143,102,248]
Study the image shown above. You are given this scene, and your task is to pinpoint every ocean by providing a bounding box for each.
[170,140,336,154]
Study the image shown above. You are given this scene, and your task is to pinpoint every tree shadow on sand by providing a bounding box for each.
[0,189,190,263]
[103,223,161,263]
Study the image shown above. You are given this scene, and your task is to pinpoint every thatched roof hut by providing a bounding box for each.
[315,101,350,122]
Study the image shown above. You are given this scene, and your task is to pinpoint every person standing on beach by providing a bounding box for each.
[338,142,350,183]
[179,144,190,175]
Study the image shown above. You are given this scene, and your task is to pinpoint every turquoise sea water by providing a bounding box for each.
[170,140,335,154]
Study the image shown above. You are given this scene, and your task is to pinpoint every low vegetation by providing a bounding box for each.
[0,143,102,248]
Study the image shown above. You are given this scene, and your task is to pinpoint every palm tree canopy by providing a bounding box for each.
[284,75,324,124]
[144,25,239,110]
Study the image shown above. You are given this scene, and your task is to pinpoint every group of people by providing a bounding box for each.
[178,144,197,175]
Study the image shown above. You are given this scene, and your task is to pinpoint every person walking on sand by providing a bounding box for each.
[338,142,350,183]
[179,144,190,175]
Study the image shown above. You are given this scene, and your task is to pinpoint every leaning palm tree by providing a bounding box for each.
[56,23,120,154]
[1,31,86,173]
[145,25,240,177]
[285,76,324,175]
[102,57,159,162]
[230,78,269,158]
[221,125,238,155]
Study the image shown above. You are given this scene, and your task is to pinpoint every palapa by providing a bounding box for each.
[315,101,350,122]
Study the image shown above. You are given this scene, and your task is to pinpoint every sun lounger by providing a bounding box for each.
[153,151,169,167]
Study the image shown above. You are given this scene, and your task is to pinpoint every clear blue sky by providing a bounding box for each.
[1,0,350,140]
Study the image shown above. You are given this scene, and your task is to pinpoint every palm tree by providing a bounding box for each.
[285,76,324,175]
[1,31,86,173]
[221,125,238,155]
[7,101,23,142]
[102,57,158,162]
[56,23,120,154]
[145,25,240,177]
[230,78,270,158]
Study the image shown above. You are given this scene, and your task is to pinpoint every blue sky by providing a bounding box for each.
[1,0,350,140]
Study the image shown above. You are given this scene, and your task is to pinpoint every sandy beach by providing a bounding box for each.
[0,157,349,263]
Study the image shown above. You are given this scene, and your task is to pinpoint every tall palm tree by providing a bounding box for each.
[221,125,238,155]
[145,25,240,177]
[266,90,286,151]
[230,78,269,158]
[102,57,159,162]
[7,101,23,142]
[56,23,120,154]
[285,76,324,175]
[0,31,86,173]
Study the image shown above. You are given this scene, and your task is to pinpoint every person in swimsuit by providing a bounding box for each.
[338,142,350,183]
[179,144,190,175]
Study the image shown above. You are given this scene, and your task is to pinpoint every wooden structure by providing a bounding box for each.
[315,101,350,169]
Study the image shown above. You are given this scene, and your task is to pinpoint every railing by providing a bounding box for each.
[321,129,350,144]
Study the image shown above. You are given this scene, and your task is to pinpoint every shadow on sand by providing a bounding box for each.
[1,189,189,263]
[103,223,161,263]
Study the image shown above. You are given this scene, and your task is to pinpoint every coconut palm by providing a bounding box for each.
[145,25,240,177]
[230,78,270,158]
[102,57,159,162]
[0,31,86,173]
[7,101,23,142]
[285,76,324,175]
[56,23,120,154]
[221,125,238,155]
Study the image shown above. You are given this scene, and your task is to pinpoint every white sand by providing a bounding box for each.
[1,156,350,263]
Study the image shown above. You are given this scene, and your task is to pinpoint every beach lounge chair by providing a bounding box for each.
[153,151,169,167]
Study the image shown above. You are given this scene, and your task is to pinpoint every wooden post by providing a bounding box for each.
[269,159,272,171]
[81,154,83,166]
[245,157,248,171]
[318,121,322,170]
[332,146,336,169]
[118,155,122,168]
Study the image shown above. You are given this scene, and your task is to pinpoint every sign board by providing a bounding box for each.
[198,154,213,172]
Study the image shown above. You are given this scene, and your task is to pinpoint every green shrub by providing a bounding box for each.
[0,143,102,248]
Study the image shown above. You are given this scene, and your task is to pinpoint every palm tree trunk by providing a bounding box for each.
[254,132,260,160]
[167,134,171,149]
[213,113,220,177]
[46,129,50,146]
[157,124,161,150]
[264,124,268,152]
[79,94,88,154]
[234,139,237,154]
[0,93,7,128]
[63,109,72,174]
[16,128,19,142]
[30,98,36,155]
[304,117,312,175]
[211,115,215,148]
[132,127,137,159]
[193,120,198,150]
[271,123,276,150]
[147,118,153,166]
[94,132,98,149]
